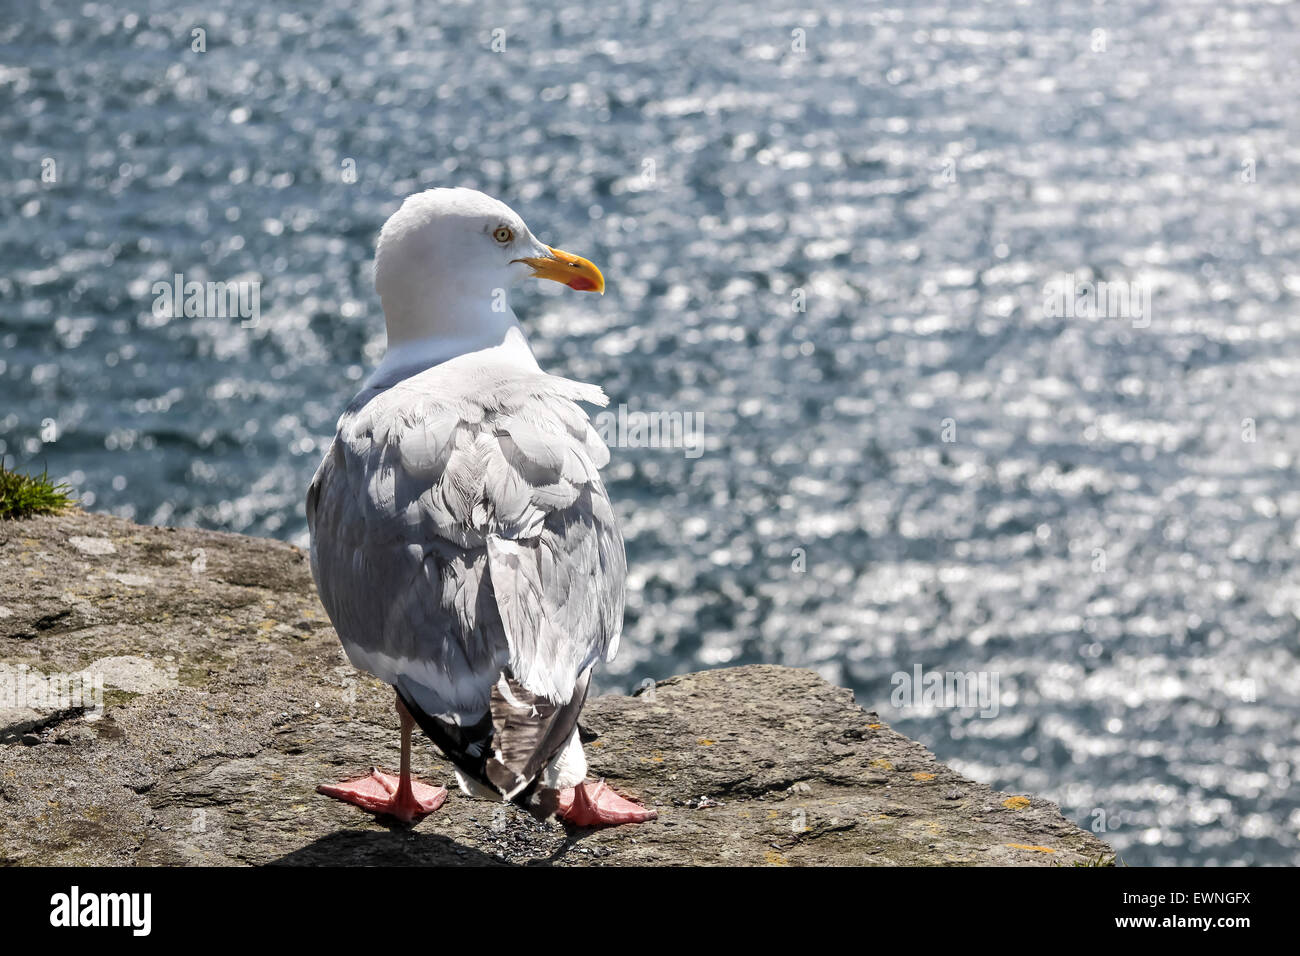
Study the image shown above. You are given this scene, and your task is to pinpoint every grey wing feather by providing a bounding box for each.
[306,358,625,748]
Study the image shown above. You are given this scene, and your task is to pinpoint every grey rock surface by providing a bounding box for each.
[0,510,1113,866]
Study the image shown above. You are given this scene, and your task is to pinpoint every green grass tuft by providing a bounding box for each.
[0,460,76,520]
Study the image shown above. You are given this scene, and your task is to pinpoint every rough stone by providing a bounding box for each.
[0,511,1113,866]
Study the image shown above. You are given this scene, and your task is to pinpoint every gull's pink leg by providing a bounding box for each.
[557,779,657,827]
[318,694,447,824]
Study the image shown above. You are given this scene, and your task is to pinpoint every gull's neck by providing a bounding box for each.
[366,302,540,388]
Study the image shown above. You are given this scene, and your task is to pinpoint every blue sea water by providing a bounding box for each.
[3,0,1299,865]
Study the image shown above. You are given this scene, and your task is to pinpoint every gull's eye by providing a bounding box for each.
[493,226,514,243]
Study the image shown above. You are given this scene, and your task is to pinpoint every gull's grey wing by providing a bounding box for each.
[306,360,625,795]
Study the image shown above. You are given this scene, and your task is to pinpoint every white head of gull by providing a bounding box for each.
[368,187,602,385]
[307,188,656,827]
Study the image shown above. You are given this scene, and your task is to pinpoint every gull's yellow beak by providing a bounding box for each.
[514,246,605,294]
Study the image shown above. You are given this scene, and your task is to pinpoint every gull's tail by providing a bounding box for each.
[396,667,591,817]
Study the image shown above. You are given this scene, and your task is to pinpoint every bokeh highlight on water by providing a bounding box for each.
[3,1,1299,865]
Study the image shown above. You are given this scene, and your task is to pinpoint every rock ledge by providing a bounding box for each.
[0,511,1112,866]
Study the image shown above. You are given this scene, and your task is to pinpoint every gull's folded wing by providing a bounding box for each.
[306,357,625,795]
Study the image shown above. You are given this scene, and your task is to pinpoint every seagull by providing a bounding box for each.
[307,188,655,828]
